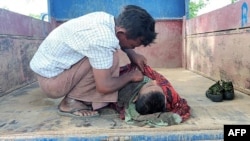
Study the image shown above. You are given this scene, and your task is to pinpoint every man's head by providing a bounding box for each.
[134,80,166,115]
[115,5,157,49]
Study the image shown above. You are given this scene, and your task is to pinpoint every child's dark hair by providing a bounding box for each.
[135,91,166,115]
[115,5,157,46]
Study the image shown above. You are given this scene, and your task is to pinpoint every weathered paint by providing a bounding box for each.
[48,0,187,21]
[140,20,183,68]
[0,37,41,96]
[1,0,249,96]
[186,0,250,35]
[0,9,52,37]
[184,0,250,94]
[0,9,183,96]
[119,20,183,68]
[0,9,53,96]
[0,132,224,141]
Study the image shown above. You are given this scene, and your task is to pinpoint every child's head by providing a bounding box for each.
[134,80,166,115]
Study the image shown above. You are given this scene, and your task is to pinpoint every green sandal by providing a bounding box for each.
[221,80,235,100]
[205,81,223,102]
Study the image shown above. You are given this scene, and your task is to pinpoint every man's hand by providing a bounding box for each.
[128,69,144,82]
[123,49,147,72]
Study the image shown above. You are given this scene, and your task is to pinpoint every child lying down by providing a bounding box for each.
[112,63,191,127]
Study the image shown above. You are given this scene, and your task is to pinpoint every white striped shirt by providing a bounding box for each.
[30,12,120,78]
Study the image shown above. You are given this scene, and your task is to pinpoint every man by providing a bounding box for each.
[29,5,157,117]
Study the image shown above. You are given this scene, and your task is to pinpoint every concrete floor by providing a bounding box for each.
[0,68,250,141]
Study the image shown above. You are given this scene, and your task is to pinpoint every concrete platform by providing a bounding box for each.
[0,68,250,141]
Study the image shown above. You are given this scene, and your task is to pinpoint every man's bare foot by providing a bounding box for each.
[58,96,99,117]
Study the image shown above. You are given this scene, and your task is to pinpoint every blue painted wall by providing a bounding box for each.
[48,0,188,21]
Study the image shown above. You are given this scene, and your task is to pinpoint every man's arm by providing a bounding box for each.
[122,49,147,72]
[93,68,143,94]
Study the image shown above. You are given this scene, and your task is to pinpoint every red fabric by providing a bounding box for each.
[112,64,191,122]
